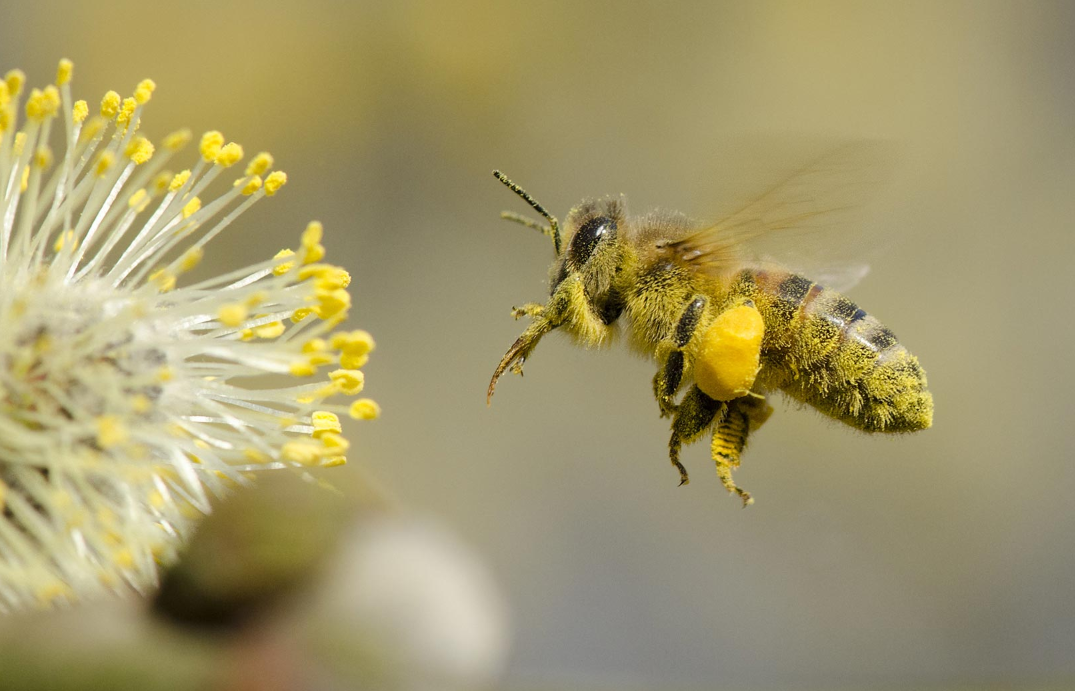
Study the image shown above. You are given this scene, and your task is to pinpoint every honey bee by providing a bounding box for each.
[486,147,933,506]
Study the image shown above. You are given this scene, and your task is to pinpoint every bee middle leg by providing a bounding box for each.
[667,385,724,486]
[653,295,709,417]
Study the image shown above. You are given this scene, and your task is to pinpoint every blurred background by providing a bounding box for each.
[1,0,1074,689]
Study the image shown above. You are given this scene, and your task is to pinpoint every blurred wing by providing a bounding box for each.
[658,141,894,290]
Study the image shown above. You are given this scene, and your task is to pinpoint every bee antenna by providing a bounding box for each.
[492,170,562,256]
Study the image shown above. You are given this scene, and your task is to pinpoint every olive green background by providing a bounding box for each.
[2,1,1073,688]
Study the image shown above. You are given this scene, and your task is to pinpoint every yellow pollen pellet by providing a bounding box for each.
[239,175,262,195]
[215,142,243,167]
[330,369,365,394]
[245,152,273,176]
[57,58,74,86]
[163,128,192,151]
[100,90,121,118]
[96,416,129,448]
[34,146,53,169]
[126,136,154,164]
[311,411,342,438]
[128,188,150,212]
[264,170,287,196]
[199,130,224,161]
[180,246,204,272]
[116,97,137,126]
[94,151,114,177]
[134,78,156,104]
[218,303,249,328]
[273,248,296,275]
[182,197,201,218]
[349,399,381,421]
[169,169,191,192]
[5,69,25,96]
[72,99,88,123]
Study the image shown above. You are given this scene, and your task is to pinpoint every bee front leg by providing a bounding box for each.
[511,303,545,320]
[667,385,724,486]
[652,295,709,418]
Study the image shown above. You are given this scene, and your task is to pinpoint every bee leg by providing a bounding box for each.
[511,303,545,320]
[653,295,709,417]
[668,385,724,486]
[710,395,771,507]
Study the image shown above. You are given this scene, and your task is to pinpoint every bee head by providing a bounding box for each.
[551,197,626,300]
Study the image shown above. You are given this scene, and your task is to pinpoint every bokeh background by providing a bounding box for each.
[2,0,1074,689]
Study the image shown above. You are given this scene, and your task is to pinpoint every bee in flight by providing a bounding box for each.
[486,148,933,506]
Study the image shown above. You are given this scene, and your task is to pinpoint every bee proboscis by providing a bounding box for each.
[487,149,933,506]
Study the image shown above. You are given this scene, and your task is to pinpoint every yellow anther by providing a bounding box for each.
[179,246,203,272]
[289,360,317,377]
[331,330,376,357]
[299,264,352,289]
[152,171,173,194]
[134,78,156,104]
[78,115,105,142]
[131,394,152,414]
[57,58,74,86]
[5,69,25,96]
[26,87,60,121]
[0,107,11,133]
[150,269,177,292]
[341,352,369,370]
[214,142,243,167]
[244,291,268,308]
[53,230,78,253]
[169,169,191,192]
[218,303,249,328]
[308,352,335,367]
[349,399,381,420]
[312,288,350,319]
[163,128,192,151]
[240,328,255,341]
[311,411,342,438]
[72,99,88,123]
[239,175,262,195]
[281,442,323,466]
[319,432,350,452]
[254,320,285,339]
[243,448,270,463]
[125,136,155,164]
[291,307,314,323]
[115,97,137,126]
[273,248,296,276]
[199,130,224,161]
[329,369,365,395]
[127,188,149,211]
[34,146,53,169]
[18,166,27,192]
[96,416,129,448]
[264,170,287,195]
[158,367,175,382]
[321,456,347,468]
[100,90,121,118]
[245,152,274,177]
[182,197,201,218]
[302,338,328,353]
[302,221,323,247]
[94,150,115,177]
[12,132,25,157]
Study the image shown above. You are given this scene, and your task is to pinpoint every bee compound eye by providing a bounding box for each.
[569,216,616,266]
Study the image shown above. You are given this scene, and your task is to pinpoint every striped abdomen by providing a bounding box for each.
[742,270,932,433]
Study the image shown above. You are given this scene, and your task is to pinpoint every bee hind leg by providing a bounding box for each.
[711,394,773,507]
[668,385,724,486]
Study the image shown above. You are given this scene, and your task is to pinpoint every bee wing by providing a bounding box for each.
[658,141,895,290]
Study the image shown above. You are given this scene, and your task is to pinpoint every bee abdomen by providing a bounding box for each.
[752,272,932,433]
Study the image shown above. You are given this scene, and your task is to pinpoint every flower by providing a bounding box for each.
[0,59,376,610]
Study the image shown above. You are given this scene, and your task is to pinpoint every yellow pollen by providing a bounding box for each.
[291,307,314,323]
[12,132,25,157]
[254,320,285,339]
[34,146,53,169]
[134,78,156,104]
[26,87,60,121]
[349,399,381,421]
[329,369,365,394]
[94,151,114,177]
[239,175,262,196]
[163,128,192,151]
[96,416,129,448]
[299,264,351,289]
[245,152,274,176]
[179,246,204,272]
[289,360,317,377]
[152,171,173,194]
[53,230,77,253]
[312,288,350,319]
[169,169,191,192]
[72,99,88,123]
[199,130,224,161]
[331,330,376,357]
[215,142,243,167]
[319,432,350,452]
[127,188,149,211]
[56,58,74,86]
[218,303,249,328]
[311,411,342,438]
[18,166,27,192]
[5,69,25,96]
[182,197,201,218]
[273,248,296,275]
[100,90,121,118]
[125,136,155,164]
[78,115,105,142]
[115,97,137,126]
[302,338,327,353]
[264,171,287,196]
